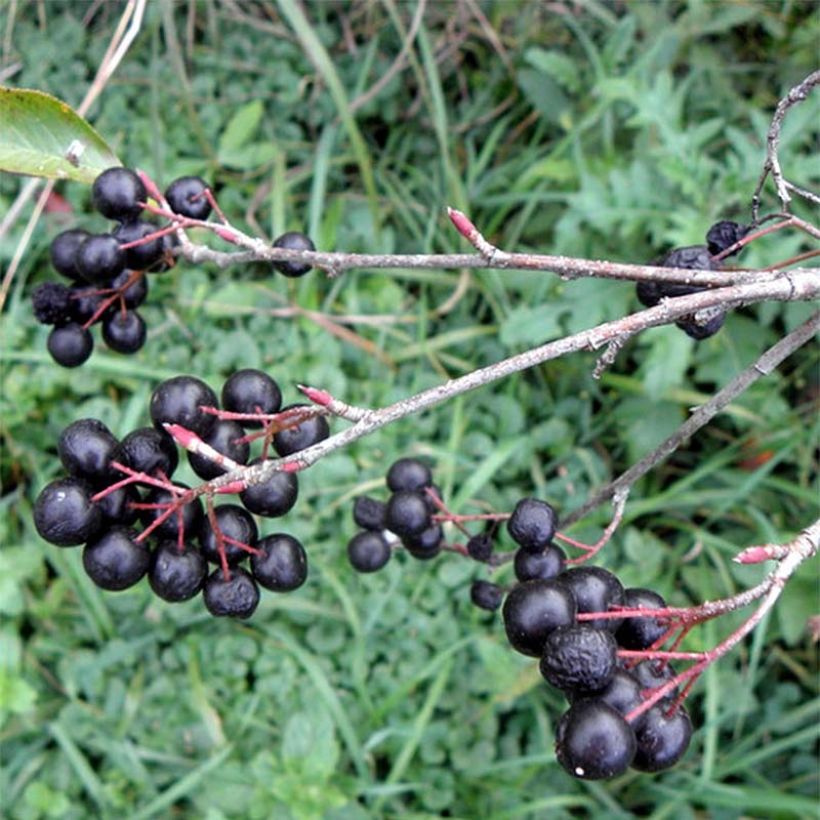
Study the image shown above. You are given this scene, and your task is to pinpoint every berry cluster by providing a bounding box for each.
[346,458,443,572]
[32,166,316,367]
[636,219,749,340]
[32,369,330,619]
[501,555,691,780]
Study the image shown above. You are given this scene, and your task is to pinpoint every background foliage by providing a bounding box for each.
[1,2,818,817]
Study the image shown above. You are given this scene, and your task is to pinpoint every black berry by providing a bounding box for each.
[97,484,140,526]
[32,282,72,325]
[615,588,668,650]
[385,490,431,537]
[33,477,102,547]
[347,530,391,573]
[113,220,164,271]
[272,231,315,277]
[149,540,207,602]
[539,625,618,695]
[555,700,636,780]
[675,309,726,340]
[272,405,329,456]
[502,579,577,657]
[57,418,120,485]
[92,167,146,222]
[187,420,250,481]
[203,567,260,618]
[199,504,258,566]
[110,269,148,309]
[470,580,503,611]
[221,369,282,428]
[466,532,494,562]
[558,566,625,632]
[165,176,212,220]
[402,523,443,559]
[569,668,646,728]
[83,527,151,591]
[386,458,433,492]
[101,309,147,354]
[150,375,218,438]
[47,323,93,367]
[631,705,692,772]
[352,496,387,531]
[50,229,90,280]
[239,459,299,517]
[119,427,178,477]
[251,533,308,591]
[139,485,203,542]
[706,220,749,257]
[75,234,126,284]
[507,498,557,552]
[513,543,566,582]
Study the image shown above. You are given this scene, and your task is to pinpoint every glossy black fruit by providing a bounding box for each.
[385,490,431,537]
[139,485,203,541]
[502,579,577,657]
[272,404,329,456]
[632,660,679,701]
[33,477,102,546]
[539,624,618,694]
[631,705,692,772]
[466,532,494,562]
[352,496,387,531]
[555,700,636,780]
[165,176,212,220]
[57,418,120,485]
[239,459,299,517]
[272,231,315,277]
[513,543,566,582]
[347,530,391,572]
[199,504,258,566]
[507,498,557,552]
[221,368,282,427]
[615,588,668,650]
[150,375,218,438]
[706,220,749,257]
[32,282,72,325]
[47,323,94,367]
[402,523,443,559]
[110,269,148,309]
[570,668,646,728]
[50,228,90,280]
[96,484,140,526]
[558,566,625,631]
[101,309,147,353]
[188,420,250,480]
[76,234,125,284]
[149,540,207,602]
[251,533,308,591]
[119,427,178,477]
[92,167,146,222]
[113,220,164,270]
[67,287,104,324]
[386,458,433,492]
[203,567,259,618]
[83,526,151,591]
[470,580,503,611]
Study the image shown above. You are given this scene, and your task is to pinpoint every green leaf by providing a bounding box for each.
[217,100,265,165]
[499,304,566,347]
[640,326,693,399]
[0,86,119,183]
[281,709,339,780]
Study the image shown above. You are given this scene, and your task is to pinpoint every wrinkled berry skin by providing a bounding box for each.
[507,498,557,552]
[203,567,260,618]
[706,220,749,257]
[539,624,618,694]
[32,282,72,325]
[555,700,636,780]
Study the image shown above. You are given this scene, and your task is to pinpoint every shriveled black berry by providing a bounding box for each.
[199,504,258,566]
[97,484,140,526]
[83,527,150,591]
[272,231,315,277]
[76,234,125,284]
[251,533,308,591]
[139,485,203,542]
[110,269,148,309]
[706,220,749,257]
[58,418,120,485]
[119,427,178,477]
[92,167,146,222]
[402,523,443,559]
[32,282,72,325]
[113,220,164,271]
[466,532,494,562]
[386,458,433,492]
[239,459,298,517]
[221,369,282,428]
[502,579,577,657]
[50,229,90,280]
[101,309,146,354]
[165,176,212,220]
[33,477,102,547]
[149,540,207,602]
[514,543,566,582]
[631,705,692,772]
[470,580,503,611]
[47,323,93,367]
[352,496,386,531]
[660,245,716,275]
[636,280,661,308]
[188,420,250,481]
[347,530,391,573]
[555,701,636,780]
[558,566,625,632]
[540,624,618,694]
[203,567,259,618]
[507,498,557,552]
[385,490,431,537]
[615,588,668,650]
[272,404,329,456]
[675,309,726,340]
[570,668,646,729]
[150,375,218,438]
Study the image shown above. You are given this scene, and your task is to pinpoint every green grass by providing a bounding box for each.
[1,2,818,818]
